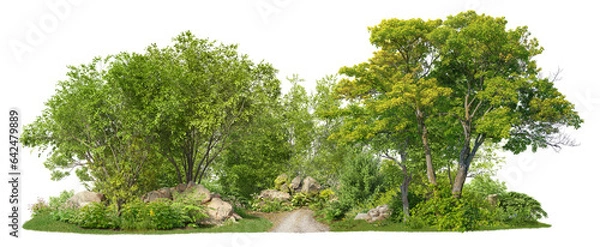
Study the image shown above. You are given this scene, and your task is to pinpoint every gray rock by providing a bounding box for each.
[202,198,234,225]
[65,191,105,208]
[290,176,303,192]
[142,187,173,203]
[182,184,212,204]
[300,176,321,194]
[258,189,291,201]
[354,213,370,221]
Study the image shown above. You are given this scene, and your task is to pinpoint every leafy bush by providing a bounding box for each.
[75,202,119,229]
[497,192,547,224]
[172,192,208,227]
[120,200,151,230]
[320,200,349,222]
[291,192,313,207]
[30,198,50,216]
[146,199,185,230]
[464,174,507,199]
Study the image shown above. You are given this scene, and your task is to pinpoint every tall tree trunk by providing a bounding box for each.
[417,108,436,186]
[452,132,485,198]
[400,170,411,222]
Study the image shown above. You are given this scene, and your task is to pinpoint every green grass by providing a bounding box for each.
[23,212,272,235]
[328,219,551,232]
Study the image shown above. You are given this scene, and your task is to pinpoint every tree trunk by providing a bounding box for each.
[400,172,411,222]
[417,108,436,186]
[452,164,468,198]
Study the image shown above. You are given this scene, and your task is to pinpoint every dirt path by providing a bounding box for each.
[254,209,329,233]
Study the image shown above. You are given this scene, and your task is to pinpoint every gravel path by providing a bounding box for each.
[270,209,330,233]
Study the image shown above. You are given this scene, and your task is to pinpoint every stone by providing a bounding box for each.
[354,213,370,221]
[232,213,243,220]
[290,176,302,192]
[202,198,234,225]
[279,183,291,193]
[300,176,321,194]
[367,208,380,218]
[258,189,291,201]
[275,174,289,188]
[183,183,212,204]
[142,187,173,203]
[65,191,105,208]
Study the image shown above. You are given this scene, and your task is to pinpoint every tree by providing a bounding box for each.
[430,11,583,197]
[22,31,282,206]
[107,31,281,185]
[22,57,164,208]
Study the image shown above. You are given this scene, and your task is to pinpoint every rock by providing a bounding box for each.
[258,189,291,201]
[487,194,499,206]
[354,213,370,221]
[182,184,212,204]
[65,191,105,208]
[202,198,234,225]
[300,176,321,194]
[367,208,380,218]
[290,176,302,192]
[232,213,243,220]
[275,174,289,188]
[354,204,391,222]
[142,187,173,203]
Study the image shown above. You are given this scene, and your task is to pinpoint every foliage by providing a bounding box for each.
[30,198,51,217]
[250,197,294,213]
[337,149,384,208]
[119,200,151,230]
[497,192,548,224]
[464,174,507,199]
[145,199,185,230]
[75,202,119,229]
[172,191,208,227]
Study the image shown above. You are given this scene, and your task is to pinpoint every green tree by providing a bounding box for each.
[430,11,583,197]
[107,31,281,185]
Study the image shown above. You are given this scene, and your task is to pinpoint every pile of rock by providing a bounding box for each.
[354,204,391,223]
[66,182,241,225]
[273,173,321,196]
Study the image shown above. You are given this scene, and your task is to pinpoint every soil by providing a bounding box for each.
[252,209,330,233]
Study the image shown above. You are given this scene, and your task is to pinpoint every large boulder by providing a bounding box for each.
[142,187,173,203]
[202,197,234,225]
[182,183,212,204]
[354,213,370,221]
[258,189,291,201]
[300,176,321,194]
[275,174,289,187]
[290,176,302,192]
[65,191,105,208]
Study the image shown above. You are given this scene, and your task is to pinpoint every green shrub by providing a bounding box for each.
[172,192,208,227]
[410,194,498,232]
[30,198,51,216]
[464,174,507,199]
[146,199,184,230]
[497,192,547,224]
[75,202,118,229]
[120,200,151,230]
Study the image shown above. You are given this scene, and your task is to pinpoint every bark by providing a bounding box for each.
[417,108,437,186]
[452,133,485,198]
[400,167,412,222]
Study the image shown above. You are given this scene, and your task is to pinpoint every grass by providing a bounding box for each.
[328,218,551,232]
[23,212,272,235]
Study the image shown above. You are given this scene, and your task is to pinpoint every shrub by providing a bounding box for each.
[146,198,185,230]
[172,192,208,227]
[75,202,118,229]
[30,198,50,216]
[120,200,151,230]
[497,192,547,224]
[464,174,507,199]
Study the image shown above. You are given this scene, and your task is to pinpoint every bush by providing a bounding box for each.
[497,192,547,224]
[30,198,50,216]
[120,200,151,230]
[464,174,507,199]
[146,199,185,230]
[172,192,208,227]
[75,202,118,229]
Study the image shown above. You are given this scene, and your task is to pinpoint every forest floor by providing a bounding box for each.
[252,209,329,233]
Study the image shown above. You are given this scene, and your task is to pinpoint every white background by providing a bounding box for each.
[2,0,599,246]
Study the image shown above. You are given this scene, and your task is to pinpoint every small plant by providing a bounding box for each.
[250,198,294,212]
[172,192,208,227]
[146,198,184,230]
[120,200,151,230]
[29,197,50,216]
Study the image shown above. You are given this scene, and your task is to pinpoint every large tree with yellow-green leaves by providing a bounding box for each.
[335,11,582,199]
